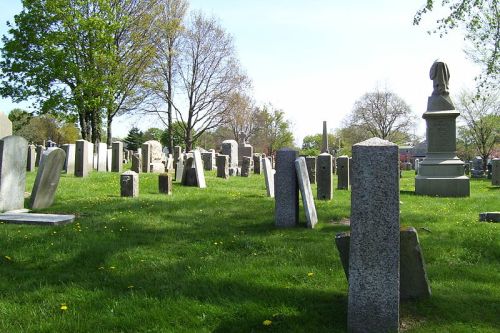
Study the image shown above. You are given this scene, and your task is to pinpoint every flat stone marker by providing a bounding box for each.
[120,170,138,197]
[112,141,123,172]
[479,212,500,223]
[295,157,317,228]
[305,156,316,184]
[75,140,89,177]
[241,156,251,177]
[337,155,349,190]
[29,148,66,209]
[336,227,431,301]
[348,138,399,333]
[0,136,28,212]
[0,213,75,226]
[317,153,333,200]
[216,154,229,179]
[158,173,172,195]
[192,150,207,188]
[61,144,75,174]
[263,157,275,198]
[275,148,298,228]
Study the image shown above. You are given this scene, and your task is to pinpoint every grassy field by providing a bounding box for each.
[0,168,498,332]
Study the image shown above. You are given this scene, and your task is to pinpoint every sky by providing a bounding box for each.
[0,0,481,146]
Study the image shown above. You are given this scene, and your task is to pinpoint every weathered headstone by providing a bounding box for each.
[253,154,262,174]
[0,112,13,139]
[141,142,151,173]
[479,212,500,222]
[106,148,112,172]
[27,144,36,172]
[120,170,138,197]
[201,152,213,171]
[305,156,316,184]
[29,147,66,209]
[88,142,94,170]
[97,143,107,172]
[173,146,182,163]
[0,136,28,212]
[158,173,172,195]
[35,145,44,167]
[175,154,185,182]
[348,157,353,185]
[337,155,349,190]
[295,157,317,228]
[112,141,123,172]
[317,153,333,200]
[492,158,500,186]
[75,140,89,177]
[263,157,275,198]
[221,139,238,174]
[192,150,207,188]
[348,138,399,333]
[241,156,251,177]
[275,148,298,228]
[216,154,229,179]
[131,153,141,173]
[181,155,197,186]
[61,144,75,174]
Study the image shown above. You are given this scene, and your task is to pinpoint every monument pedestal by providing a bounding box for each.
[415,109,470,197]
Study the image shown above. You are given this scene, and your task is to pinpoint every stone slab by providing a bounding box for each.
[61,144,75,174]
[75,140,89,177]
[317,153,332,200]
[221,140,238,168]
[295,157,317,228]
[492,159,500,186]
[305,156,316,184]
[120,170,138,197]
[112,141,123,173]
[158,173,172,195]
[97,143,107,172]
[0,136,28,212]
[192,150,206,188]
[27,144,36,172]
[262,157,274,197]
[241,156,251,177]
[337,156,349,190]
[0,213,75,226]
[216,155,229,179]
[275,149,298,227]
[29,148,66,209]
[479,212,500,223]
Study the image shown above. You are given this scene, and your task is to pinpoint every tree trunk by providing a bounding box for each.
[167,43,174,154]
[107,114,113,147]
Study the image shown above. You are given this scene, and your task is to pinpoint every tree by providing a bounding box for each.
[8,108,32,133]
[344,89,416,142]
[160,120,193,149]
[225,92,261,143]
[256,105,294,156]
[457,90,500,170]
[301,133,338,156]
[143,127,164,142]
[414,0,499,91]
[123,127,144,151]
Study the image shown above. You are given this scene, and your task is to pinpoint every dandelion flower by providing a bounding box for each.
[307,272,314,277]
[60,304,68,311]
[4,256,12,261]
[263,319,272,326]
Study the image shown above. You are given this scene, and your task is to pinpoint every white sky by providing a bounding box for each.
[0,0,481,145]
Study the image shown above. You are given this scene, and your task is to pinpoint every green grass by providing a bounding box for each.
[0,168,498,332]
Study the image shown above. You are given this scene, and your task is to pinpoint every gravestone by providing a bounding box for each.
[492,158,500,186]
[141,141,151,173]
[0,212,75,226]
[29,147,66,209]
[216,154,229,179]
[275,148,298,228]
[192,150,207,188]
[321,120,329,153]
[27,144,36,172]
[295,157,317,228]
[131,153,141,173]
[61,144,75,174]
[173,146,182,163]
[337,155,349,190]
[35,145,44,167]
[317,153,333,200]
[97,143,107,172]
[158,173,172,195]
[415,60,469,196]
[201,152,213,171]
[239,144,253,167]
[88,142,94,170]
[414,158,420,175]
[112,141,123,172]
[241,156,251,177]
[120,170,138,197]
[181,155,198,186]
[262,157,275,198]
[305,156,316,184]
[348,157,353,185]
[75,140,90,177]
[175,154,185,182]
[106,148,112,171]
[348,138,399,333]
[0,112,12,138]
[0,136,28,212]
[143,140,164,173]
[479,212,500,222]
[221,139,238,174]
[253,154,262,174]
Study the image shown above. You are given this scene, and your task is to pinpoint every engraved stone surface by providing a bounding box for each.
[348,137,399,333]
[216,155,229,179]
[131,153,141,173]
[221,140,238,168]
[201,152,214,171]
[0,136,28,212]
[75,140,89,177]
[305,156,316,184]
[241,156,251,177]
[27,144,36,172]
[120,170,138,197]
[0,213,75,226]
[61,144,75,174]
[112,141,123,173]
[262,157,274,198]
[29,148,66,209]
[158,173,172,195]
[317,153,332,200]
[337,156,349,190]
[295,157,317,228]
[97,143,107,172]
[275,149,298,228]
[492,159,500,186]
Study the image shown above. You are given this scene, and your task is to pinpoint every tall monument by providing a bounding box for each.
[415,60,469,197]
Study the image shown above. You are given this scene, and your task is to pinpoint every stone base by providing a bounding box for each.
[415,175,470,197]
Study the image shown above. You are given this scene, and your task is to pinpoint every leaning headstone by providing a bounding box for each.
[317,153,333,200]
[120,170,138,197]
[131,153,141,173]
[0,112,13,138]
[27,144,36,172]
[275,148,298,228]
[0,136,28,212]
[75,140,89,177]
[96,143,107,172]
[337,155,349,190]
[491,158,500,186]
[305,156,316,184]
[263,157,275,198]
[241,156,251,177]
[192,150,207,188]
[295,157,317,228]
[29,147,66,209]
[348,138,399,333]
[61,144,75,174]
[35,145,44,167]
[112,141,123,172]
[253,154,262,174]
[216,154,229,179]
[158,173,172,195]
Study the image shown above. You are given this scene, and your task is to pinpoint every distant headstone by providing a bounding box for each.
[35,145,44,167]
[158,173,172,195]
[295,157,317,228]
[0,112,12,138]
[221,139,238,173]
[0,136,28,212]
[348,138,399,333]
[479,212,500,223]
[175,154,185,181]
[61,144,75,174]
[216,154,229,179]
[239,144,253,167]
[253,154,262,174]
[131,153,141,173]
[88,142,94,170]
[27,144,36,172]
[201,152,213,171]
[241,156,251,177]
[348,157,353,185]
[305,156,316,184]
[120,170,138,197]
[173,146,182,163]
[75,140,90,177]
[337,156,349,190]
[262,157,275,198]
[317,153,333,200]
[321,120,329,153]
[192,150,206,188]
[491,159,500,186]
[112,141,123,172]
[29,147,66,209]
[275,148,298,228]
[181,155,197,186]
[106,148,112,171]
[97,143,107,172]
[142,140,164,173]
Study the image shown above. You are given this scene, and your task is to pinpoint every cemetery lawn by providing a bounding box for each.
[0,170,498,333]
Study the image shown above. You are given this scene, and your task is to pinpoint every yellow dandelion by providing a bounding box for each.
[4,255,12,261]
[263,319,272,326]
[307,272,314,277]
[60,304,68,311]
[127,285,134,289]
[110,266,116,269]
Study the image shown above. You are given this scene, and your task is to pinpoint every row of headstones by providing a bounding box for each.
[273,139,431,332]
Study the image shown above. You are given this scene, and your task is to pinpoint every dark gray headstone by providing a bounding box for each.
[216,155,229,179]
[479,212,500,223]
[305,156,316,184]
[348,157,353,186]
[120,170,138,197]
[337,155,349,190]
[141,142,151,173]
[253,154,261,174]
[0,136,28,212]
[159,173,172,195]
[295,157,317,228]
[35,145,44,167]
[241,156,251,177]
[201,152,213,171]
[29,148,66,209]
[75,140,89,177]
[317,153,332,200]
[275,148,298,228]
[348,138,399,333]
[112,141,123,172]
[61,144,75,174]
[173,146,182,163]
[321,120,328,153]
[492,159,500,186]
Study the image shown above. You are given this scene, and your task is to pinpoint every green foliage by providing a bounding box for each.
[258,105,294,155]
[12,114,79,145]
[160,121,192,149]
[7,108,32,133]
[143,128,163,142]
[301,133,338,156]
[123,127,144,151]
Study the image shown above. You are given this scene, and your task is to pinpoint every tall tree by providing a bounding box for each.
[123,126,144,150]
[345,89,416,142]
[8,108,32,133]
[256,105,294,156]
[414,0,499,91]
[301,133,338,156]
[457,90,500,171]
[225,92,261,143]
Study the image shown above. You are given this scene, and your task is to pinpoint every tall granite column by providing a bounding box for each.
[75,140,89,177]
[348,138,399,333]
[275,149,298,227]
